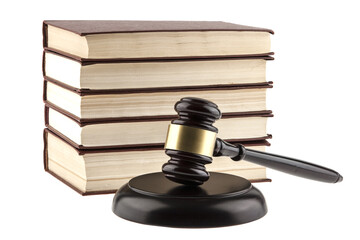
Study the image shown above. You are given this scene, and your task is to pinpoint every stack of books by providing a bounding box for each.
[42,20,274,195]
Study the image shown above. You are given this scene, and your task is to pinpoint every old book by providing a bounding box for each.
[44,80,272,119]
[43,20,273,60]
[44,129,271,195]
[43,50,273,90]
[45,106,272,149]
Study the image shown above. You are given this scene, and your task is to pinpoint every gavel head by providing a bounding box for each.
[162,97,221,185]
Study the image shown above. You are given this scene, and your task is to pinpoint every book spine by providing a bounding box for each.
[43,128,48,170]
[42,22,48,48]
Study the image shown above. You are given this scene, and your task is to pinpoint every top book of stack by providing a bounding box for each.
[43,20,273,61]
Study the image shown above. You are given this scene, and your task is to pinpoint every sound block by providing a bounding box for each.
[112,172,267,228]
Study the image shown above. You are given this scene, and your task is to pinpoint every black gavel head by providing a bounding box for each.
[162,97,221,185]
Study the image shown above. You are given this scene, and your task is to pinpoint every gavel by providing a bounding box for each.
[112,96,343,227]
[162,97,343,185]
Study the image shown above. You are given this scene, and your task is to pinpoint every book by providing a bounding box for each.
[42,20,274,194]
[44,129,271,195]
[44,80,272,119]
[43,20,273,60]
[45,106,272,148]
[43,50,273,90]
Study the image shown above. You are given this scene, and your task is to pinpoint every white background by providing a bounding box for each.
[1,0,359,239]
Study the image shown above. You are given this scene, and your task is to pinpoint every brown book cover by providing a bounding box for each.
[44,20,274,36]
[43,128,271,195]
[43,48,274,67]
[44,104,273,150]
[44,76,273,96]
[43,20,274,61]
[43,78,273,96]
[44,102,274,125]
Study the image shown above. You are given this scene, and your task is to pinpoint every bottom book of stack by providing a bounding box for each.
[44,129,271,195]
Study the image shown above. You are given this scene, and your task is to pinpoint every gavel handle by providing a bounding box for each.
[213,138,343,183]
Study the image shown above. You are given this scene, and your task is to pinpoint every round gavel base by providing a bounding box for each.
[112,172,267,228]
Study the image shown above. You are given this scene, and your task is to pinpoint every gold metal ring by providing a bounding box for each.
[164,124,217,157]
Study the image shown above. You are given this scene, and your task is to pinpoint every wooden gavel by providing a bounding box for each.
[162,97,343,185]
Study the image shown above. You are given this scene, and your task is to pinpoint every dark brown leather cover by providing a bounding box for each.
[46,47,275,63]
[46,122,272,151]
[43,48,274,66]
[43,128,271,195]
[44,128,271,155]
[44,103,273,126]
[43,78,273,96]
[43,20,274,36]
